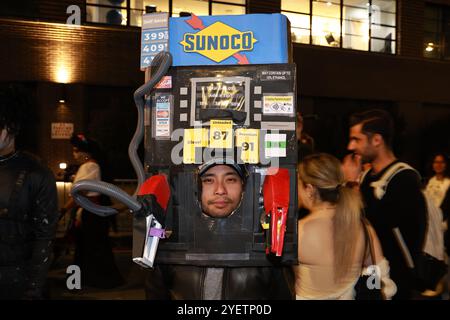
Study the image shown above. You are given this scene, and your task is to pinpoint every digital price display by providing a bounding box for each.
[140,13,169,69]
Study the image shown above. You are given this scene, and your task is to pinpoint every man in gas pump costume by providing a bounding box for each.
[144,157,295,300]
[69,13,299,300]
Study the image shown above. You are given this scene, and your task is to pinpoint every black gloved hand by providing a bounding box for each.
[135,194,166,227]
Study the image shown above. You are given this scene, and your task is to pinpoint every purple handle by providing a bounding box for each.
[149,227,165,239]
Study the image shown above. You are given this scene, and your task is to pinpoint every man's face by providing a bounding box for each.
[347,124,377,164]
[200,165,244,218]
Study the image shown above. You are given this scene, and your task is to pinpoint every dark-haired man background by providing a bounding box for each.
[342,109,427,299]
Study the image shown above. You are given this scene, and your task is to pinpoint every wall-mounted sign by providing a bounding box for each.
[51,122,74,139]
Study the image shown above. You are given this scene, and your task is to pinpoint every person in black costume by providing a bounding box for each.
[144,159,294,300]
[60,134,124,289]
[0,85,58,300]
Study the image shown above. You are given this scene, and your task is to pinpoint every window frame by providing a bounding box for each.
[423,3,449,60]
[86,0,130,26]
[281,0,398,55]
[85,0,247,27]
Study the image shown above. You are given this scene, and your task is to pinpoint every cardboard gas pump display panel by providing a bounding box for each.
[169,13,291,66]
[136,13,298,267]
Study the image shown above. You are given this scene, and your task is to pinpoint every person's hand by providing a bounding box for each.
[342,153,362,183]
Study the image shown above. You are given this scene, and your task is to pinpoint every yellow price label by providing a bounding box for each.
[183,128,209,164]
[209,119,233,149]
[236,129,259,164]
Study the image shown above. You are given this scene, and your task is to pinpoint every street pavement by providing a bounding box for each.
[48,234,147,300]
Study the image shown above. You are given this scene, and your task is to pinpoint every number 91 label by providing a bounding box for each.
[236,129,259,164]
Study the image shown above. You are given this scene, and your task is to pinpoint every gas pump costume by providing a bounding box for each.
[69,13,298,300]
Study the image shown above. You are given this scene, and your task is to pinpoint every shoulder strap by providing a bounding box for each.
[359,168,371,184]
[392,227,415,269]
[370,162,418,200]
[383,161,411,180]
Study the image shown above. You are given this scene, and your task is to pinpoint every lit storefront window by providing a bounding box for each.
[281,0,397,54]
[312,1,341,47]
[211,2,246,16]
[424,4,450,60]
[342,1,370,51]
[86,0,246,27]
[86,0,128,26]
[131,1,170,26]
[172,0,208,17]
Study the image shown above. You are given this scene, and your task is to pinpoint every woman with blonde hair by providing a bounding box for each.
[294,153,396,300]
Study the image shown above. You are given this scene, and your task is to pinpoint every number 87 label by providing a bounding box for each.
[236,129,259,164]
[209,120,233,149]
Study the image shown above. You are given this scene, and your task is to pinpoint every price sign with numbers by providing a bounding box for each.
[140,13,169,69]
[236,129,259,164]
[209,119,233,149]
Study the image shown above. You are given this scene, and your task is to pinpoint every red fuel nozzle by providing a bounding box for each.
[263,168,290,256]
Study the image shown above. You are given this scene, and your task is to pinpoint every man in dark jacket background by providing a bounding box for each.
[0,85,58,299]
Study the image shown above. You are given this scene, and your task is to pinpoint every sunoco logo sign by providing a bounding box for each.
[180,21,258,63]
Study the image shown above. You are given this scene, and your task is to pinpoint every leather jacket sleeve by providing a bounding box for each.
[25,167,58,298]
